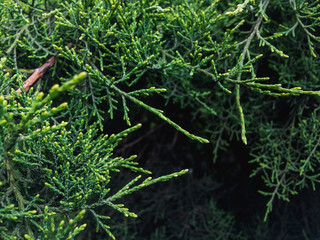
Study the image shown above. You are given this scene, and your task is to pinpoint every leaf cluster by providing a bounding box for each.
[1,0,320,238]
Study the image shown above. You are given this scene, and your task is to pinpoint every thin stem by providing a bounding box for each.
[236,0,270,145]
[4,68,35,74]
[6,24,31,56]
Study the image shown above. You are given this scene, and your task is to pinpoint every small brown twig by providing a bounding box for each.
[16,43,72,94]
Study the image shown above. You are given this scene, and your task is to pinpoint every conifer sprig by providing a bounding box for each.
[2,0,320,238]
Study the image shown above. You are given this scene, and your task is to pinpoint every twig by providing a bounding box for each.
[16,43,72,94]
[5,68,34,74]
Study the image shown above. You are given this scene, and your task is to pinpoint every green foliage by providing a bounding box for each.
[250,108,320,220]
[0,67,187,238]
[2,0,320,238]
[107,174,246,240]
[0,8,189,238]
[140,0,320,220]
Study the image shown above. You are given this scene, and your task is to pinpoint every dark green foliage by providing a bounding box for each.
[1,0,320,239]
[107,174,246,240]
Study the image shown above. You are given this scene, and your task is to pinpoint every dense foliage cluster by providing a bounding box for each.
[1,0,320,239]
